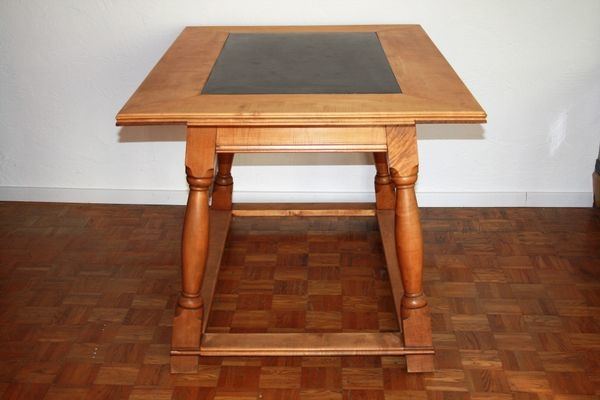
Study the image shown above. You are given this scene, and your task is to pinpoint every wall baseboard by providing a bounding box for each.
[0,186,593,207]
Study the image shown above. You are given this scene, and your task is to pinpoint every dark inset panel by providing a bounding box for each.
[202,32,401,95]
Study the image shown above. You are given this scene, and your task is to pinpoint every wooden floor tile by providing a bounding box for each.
[0,202,598,398]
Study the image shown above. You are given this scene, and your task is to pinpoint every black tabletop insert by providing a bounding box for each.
[201,32,401,95]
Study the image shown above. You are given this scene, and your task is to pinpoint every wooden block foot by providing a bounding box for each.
[406,354,435,373]
[171,306,202,373]
[170,355,199,374]
[402,302,434,372]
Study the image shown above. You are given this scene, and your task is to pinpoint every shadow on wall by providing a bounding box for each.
[118,124,485,166]
[119,125,187,142]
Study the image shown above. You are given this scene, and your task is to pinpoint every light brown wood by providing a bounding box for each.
[232,203,376,217]
[376,210,406,332]
[373,152,395,209]
[171,126,216,373]
[199,210,232,333]
[211,153,234,210]
[385,125,434,372]
[116,25,487,373]
[192,333,433,356]
[216,126,387,153]
[191,25,404,33]
[402,309,435,372]
[377,28,484,117]
[116,25,486,127]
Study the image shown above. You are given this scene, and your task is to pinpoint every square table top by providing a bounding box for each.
[116,25,486,127]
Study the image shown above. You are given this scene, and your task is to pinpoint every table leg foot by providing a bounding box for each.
[171,305,202,373]
[386,125,435,372]
[403,304,434,372]
[171,354,199,374]
[171,127,216,374]
[406,354,435,373]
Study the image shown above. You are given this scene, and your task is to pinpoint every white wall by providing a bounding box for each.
[1,0,599,207]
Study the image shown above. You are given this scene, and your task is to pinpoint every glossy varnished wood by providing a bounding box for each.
[196,333,432,356]
[116,25,486,126]
[199,198,432,362]
[171,127,216,373]
[0,202,598,398]
[232,203,376,217]
[385,125,434,372]
[376,210,406,339]
[216,126,387,153]
[211,154,234,211]
[199,210,232,333]
[373,152,395,210]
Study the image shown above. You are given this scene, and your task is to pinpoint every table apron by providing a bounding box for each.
[215,126,389,153]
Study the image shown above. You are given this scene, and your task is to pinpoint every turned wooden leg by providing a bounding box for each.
[171,127,216,373]
[373,152,395,210]
[211,153,234,210]
[386,125,434,372]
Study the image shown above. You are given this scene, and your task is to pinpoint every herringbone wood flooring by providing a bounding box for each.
[0,202,598,399]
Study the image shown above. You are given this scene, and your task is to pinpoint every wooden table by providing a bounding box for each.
[116,25,486,374]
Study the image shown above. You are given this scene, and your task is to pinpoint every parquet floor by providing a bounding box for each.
[0,202,599,399]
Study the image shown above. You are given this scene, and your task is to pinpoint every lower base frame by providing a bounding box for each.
[171,332,434,357]
[171,203,435,373]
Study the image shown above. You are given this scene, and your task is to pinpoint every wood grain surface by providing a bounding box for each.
[116,25,486,126]
[171,127,217,373]
[1,202,598,398]
[215,126,387,153]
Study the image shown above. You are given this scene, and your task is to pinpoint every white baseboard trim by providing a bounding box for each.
[0,186,593,207]
[0,186,190,205]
